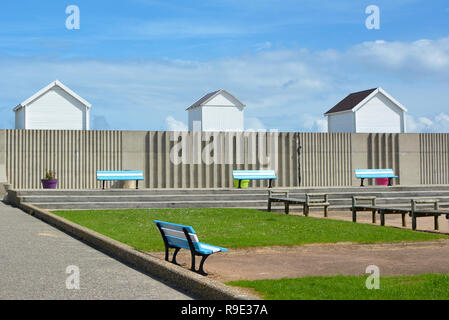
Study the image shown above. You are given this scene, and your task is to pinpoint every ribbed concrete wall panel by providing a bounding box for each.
[5,130,122,189]
[419,134,449,184]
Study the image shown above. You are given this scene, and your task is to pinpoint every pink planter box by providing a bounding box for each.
[376,178,389,186]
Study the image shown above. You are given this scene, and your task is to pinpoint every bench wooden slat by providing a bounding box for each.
[156,220,195,233]
[161,227,199,243]
[378,208,410,214]
[411,210,448,217]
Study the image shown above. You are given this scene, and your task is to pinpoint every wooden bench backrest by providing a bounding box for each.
[411,199,439,210]
[154,220,200,251]
[96,170,144,181]
[233,170,277,179]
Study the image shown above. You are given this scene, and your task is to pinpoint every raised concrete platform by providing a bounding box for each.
[7,185,449,211]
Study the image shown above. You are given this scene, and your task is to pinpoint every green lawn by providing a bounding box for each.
[227,274,449,300]
[51,208,448,252]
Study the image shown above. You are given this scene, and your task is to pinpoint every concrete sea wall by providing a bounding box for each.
[0,129,447,189]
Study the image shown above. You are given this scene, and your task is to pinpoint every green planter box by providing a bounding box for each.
[233,179,249,188]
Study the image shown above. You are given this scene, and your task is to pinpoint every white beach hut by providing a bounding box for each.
[14,80,91,130]
[324,87,407,133]
[186,89,245,132]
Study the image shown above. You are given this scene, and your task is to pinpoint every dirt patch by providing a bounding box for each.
[151,240,449,282]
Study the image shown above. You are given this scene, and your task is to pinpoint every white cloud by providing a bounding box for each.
[165,116,188,131]
[300,114,328,132]
[407,113,449,133]
[349,36,449,77]
[254,41,272,51]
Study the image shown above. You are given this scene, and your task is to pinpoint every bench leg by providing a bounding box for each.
[198,255,209,275]
[267,199,272,212]
[190,253,196,272]
[324,205,328,218]
[380,212,385,226]
[412,215,417,231]
[190,253,209,275]
[285,202,289,215]
[164,247,170,262]
[434,216,439,230]
[172,248,181,265]
[372,210,376,224]
[303,204,309,217]
[352,208,357,222]
[401,213,406,227]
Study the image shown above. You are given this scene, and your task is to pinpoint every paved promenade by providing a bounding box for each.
[0,202,192,300]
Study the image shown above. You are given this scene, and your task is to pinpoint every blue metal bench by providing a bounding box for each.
[355,169,398,187]
[154,220,228,275]
[232,170,278,188]
[96,170,144,189]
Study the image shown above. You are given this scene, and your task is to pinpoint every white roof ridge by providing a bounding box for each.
[186,89,246,111]
[13,80,91,112]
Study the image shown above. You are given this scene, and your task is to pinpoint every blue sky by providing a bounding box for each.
[0,0,449,131]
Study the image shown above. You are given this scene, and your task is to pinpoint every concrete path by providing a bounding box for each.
[0,202,192,300]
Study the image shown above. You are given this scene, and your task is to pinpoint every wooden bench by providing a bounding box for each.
[377,207,410,227]
[96,170,144,189]
[232,170,278,188]
[351,196,378,223]
[351,197,446,230]
[410,199,447,231]
[355,169,398,187]
[154,220,227,275]
[268,190,330,217]
[351,196,408,226]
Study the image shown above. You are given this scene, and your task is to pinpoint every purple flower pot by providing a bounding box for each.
[41,179,58,189]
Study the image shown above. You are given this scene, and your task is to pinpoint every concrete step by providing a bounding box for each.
[19,190,449,204]
[32,200,266,210]
[11,185,449,211]
[13,185,449,196]
[20,194,268,203]
[31,201,449,211]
